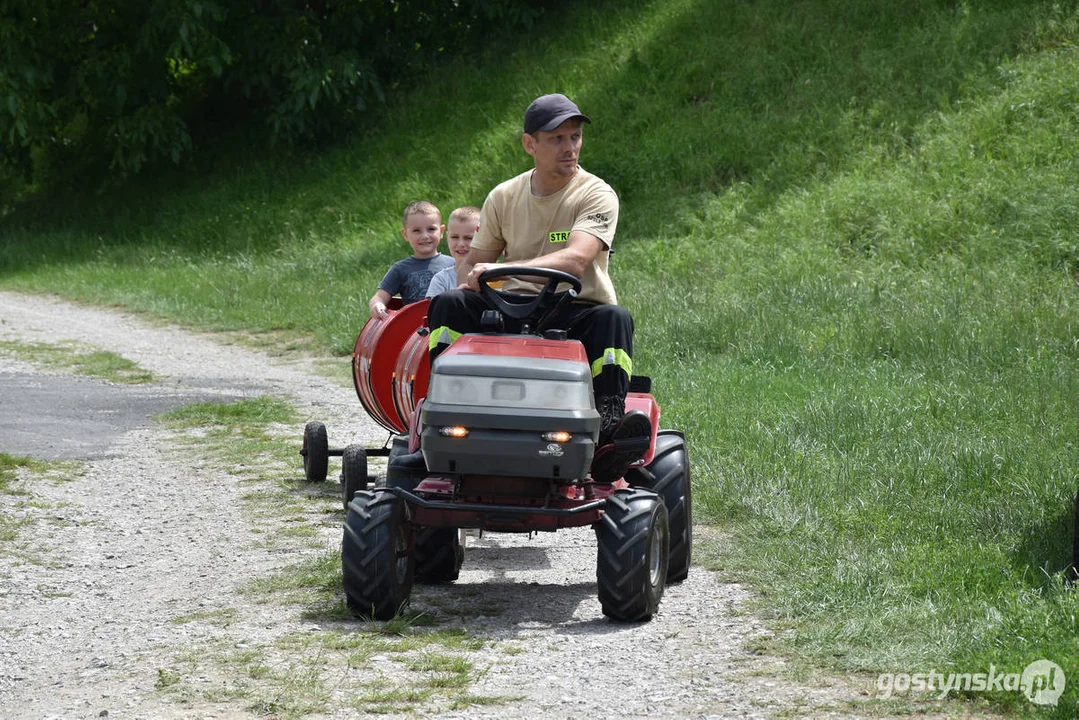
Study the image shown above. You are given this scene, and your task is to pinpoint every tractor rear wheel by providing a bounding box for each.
[342,490,414,620]
[596,488,669,622]
[625,430,692,583]
[413,527,465,584]
[342,444,368,510]
[302,421,329,483]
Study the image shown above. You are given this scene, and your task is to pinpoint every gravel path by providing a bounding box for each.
[0,290,881,719]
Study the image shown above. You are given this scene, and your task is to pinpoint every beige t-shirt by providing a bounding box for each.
[472,167,619,304]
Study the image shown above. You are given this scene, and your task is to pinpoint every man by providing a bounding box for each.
[422,93,650,483]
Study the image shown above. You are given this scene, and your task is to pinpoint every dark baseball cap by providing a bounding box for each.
[523,93,591,134]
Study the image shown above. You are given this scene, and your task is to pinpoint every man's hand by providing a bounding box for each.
[464,262,497,291]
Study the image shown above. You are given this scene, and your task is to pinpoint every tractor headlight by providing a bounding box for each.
[427,376,593,410]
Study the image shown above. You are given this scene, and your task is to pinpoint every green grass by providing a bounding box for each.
[0,339,155,383]
[0,453,77,550]
[158,396,297,428]
[2,0,1078,717]
[0,453,45,494]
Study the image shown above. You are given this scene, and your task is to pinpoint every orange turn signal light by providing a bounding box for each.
[439,426,469,438]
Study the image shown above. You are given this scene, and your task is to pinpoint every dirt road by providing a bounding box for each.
[0,290,871,719]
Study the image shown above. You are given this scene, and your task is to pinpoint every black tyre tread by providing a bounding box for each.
[303,421,329,483]
[342,490,413,620]
[625,430,692,583]
[342,444,368,510]
[413,527,464,584]
[596,488,668,622]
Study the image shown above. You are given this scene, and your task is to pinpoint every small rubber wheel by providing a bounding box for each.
[342,444,368,510]
[302,421,329,483]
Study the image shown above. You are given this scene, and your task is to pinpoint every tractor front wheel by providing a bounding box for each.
[342,490,414,620]
[595,488,669,622]
[342,444,368,510]
[302,421,329,483]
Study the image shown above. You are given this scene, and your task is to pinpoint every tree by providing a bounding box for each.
[0,0,545,197]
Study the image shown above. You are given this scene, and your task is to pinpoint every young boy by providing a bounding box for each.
[368,201,455,320]
[426,206,480,298]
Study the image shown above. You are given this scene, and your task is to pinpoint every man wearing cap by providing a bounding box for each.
[423,92,650,483]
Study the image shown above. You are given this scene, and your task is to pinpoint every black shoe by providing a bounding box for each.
[597,395,626,447]
[592,407,652,483]
[390,449,427,471]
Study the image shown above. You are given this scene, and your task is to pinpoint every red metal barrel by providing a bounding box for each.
[391,326,431,430]
[352,299,430,433]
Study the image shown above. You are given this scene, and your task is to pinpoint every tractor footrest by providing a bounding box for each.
[612,435,651,454]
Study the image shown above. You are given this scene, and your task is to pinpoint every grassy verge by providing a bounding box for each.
[2,0,1076,716]
[153,397,515,717]
[0,339,155,384]
[0,453,80,562]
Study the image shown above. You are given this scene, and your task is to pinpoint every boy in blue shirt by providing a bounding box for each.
[368,200,455,320]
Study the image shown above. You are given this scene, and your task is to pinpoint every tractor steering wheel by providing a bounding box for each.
[477,266,582,326]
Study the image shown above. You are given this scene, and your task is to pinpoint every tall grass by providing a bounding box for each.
[1,0,1077,715]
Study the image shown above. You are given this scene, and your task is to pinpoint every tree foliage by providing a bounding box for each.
[0,0,545,196]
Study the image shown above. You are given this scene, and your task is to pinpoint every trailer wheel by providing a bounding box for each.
[596,488,668,622]
[625,430,692,583]
[342,444,368,510]
[302,421,329,483]
[342,490,413,620]
[413,528,465,584]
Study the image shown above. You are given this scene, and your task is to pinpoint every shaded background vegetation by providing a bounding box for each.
[0,0,550,198]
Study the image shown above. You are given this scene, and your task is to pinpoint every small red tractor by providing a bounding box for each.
[301,267,691,621]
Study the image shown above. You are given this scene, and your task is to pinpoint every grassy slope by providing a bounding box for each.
[2,0,1077,715]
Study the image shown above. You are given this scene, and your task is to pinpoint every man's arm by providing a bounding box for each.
[463,231,604,291]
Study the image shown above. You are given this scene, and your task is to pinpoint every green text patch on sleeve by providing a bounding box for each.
[548,231,570,243]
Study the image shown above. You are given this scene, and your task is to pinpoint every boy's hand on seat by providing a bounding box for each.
[370,302,389,320]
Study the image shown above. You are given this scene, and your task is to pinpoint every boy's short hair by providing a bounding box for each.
[448,206,481,226]
[403,200,441,226]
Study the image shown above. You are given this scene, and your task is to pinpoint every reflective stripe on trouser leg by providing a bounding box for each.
[590,347,633,379]
[428,326,463,352]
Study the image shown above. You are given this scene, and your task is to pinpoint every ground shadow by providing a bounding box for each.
[460,544,554,571]
[1010,492,1078,588]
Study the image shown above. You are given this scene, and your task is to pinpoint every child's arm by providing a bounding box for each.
[369,289,392,320]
